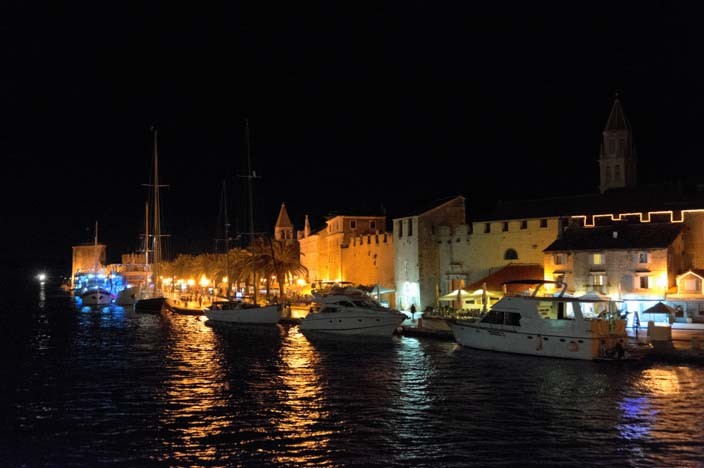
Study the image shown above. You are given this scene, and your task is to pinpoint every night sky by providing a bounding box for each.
[3,2,704,274]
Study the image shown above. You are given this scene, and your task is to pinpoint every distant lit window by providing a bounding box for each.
[591,253,604,265]
[484,223,491,233]
[638,252,648,264]
[540,219,548,228]
[502,222,509,232]
[554,253,566,265]
[639,276,650,289]
[520,220,527,230]
[590,274,606,286]
[504,249,518,260]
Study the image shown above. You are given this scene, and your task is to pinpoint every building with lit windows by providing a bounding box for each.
[393,196,467,312]
[463,96,704,323]
[297,211,394,303]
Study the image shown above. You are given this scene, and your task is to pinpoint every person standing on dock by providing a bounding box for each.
[410,304,417,321]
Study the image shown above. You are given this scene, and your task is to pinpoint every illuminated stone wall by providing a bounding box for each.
[71,244,106,278]
[466,217,561,284]
[394,196,467,312]
[298,214,388,285]
[342,232,394,302]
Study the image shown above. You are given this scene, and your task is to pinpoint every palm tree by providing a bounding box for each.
[242,236,307,302]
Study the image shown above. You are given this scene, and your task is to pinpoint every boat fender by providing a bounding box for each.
[567,341,579,352]
[536,335,543,351]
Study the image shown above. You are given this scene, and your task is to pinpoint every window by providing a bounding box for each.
[397,220,403,238]
[540,219,548,228]
[684,278,698,292]
[350,220,356,229]
[609,139,615,153]
[504,248,518,260]
[370,220,376,230]
[606,166,612,183]
[520,220,527,230]
[591,253,604,265]
[615,165,621,180]
[590,273,606,286]
[638,252,648,264]
[502,222,509,232]
[554,253,566,265]
[484,223,491,233]
[408,219,413,236]
[639,276,650,289]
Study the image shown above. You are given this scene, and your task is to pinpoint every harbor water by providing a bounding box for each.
[2,273,704,467]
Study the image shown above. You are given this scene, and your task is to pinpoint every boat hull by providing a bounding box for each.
[134,296,166,314]
[447,319,628,360]
[300,312,404,336]
[80,289,114,307]
[204,305,282,325]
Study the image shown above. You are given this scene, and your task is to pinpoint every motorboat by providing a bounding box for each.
[75,271,117,307]
[299,287,405,336]
[447,280,649,360]
[204,300,282,325]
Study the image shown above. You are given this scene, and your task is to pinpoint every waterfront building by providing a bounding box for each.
[460,95,704,323]
[393,196,467,312]
[297,211,394,303]
[71,243,106,280]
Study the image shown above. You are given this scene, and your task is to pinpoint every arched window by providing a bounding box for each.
[504,248,518,260]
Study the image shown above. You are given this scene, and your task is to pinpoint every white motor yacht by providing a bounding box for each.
[204,300,282,325]
[300,288,405,336]
[447,280,649,360]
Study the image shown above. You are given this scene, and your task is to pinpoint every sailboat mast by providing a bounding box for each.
[152,128,161,288]
[245,118,255,247]
[223,179,230,298]
[93,220,99,272]
[144,202,149,265]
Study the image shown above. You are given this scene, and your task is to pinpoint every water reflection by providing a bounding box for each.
[270,325,329,465]
[157,314,229,465]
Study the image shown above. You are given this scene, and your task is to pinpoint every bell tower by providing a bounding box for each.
[274,202,294,242]
[599,95,637,193]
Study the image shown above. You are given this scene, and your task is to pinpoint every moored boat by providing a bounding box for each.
[299,287,405,336]
[204,300,282,325]
[447,280,648,360]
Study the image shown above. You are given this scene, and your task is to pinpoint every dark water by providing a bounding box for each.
[2,276,704,467]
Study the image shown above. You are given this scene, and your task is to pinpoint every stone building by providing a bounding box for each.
[461,95,704,323]
[297,212,394,302]
[393,196,467,312]
[71,243,106,279]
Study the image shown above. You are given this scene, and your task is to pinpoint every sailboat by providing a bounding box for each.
[204,123,282,325]
[77,221,116,307]
[135,128,168,314]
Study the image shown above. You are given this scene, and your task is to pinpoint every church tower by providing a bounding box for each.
[274,202,294,242]
[599,95,637,193]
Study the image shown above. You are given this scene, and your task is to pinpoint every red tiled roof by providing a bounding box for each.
[466,263,544,294]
